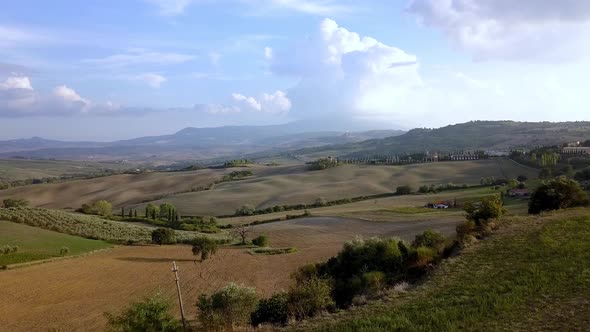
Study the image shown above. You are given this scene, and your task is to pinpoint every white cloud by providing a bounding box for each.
[0,76,33,90]
[132,73,168,88]
[269,18,420,120]
[0,75,119,117]
[232,90,291,113]
[83,49,195,67]
[264,18,590,128]
[146,0,193,15]
[407,0,590,60]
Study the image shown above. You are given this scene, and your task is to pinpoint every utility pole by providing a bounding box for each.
[172,261,188,332]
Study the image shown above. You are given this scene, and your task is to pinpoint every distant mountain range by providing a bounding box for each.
[3,121,589,163]
[0,123,405,161]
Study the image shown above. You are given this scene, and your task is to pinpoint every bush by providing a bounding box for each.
[395,185,413,195]
[0,245,18,255]
[464,195,505,226]
[197,283,258,331]
[412,230,447,253]
[59,246,70,256]
[251,292,289,327]
[191,237,218,261]
[151,228,176,245]
[361,271,386,296]
[105,293,180,332]
[528,177,590,214]
[418,185,429,194]
[308,158,340,170]
[2,198,29,208]
[252,235,269,247]
[287,275,334,320]
[517,175,528,182]
[81,200,112,217]
[235,204,255,216]
[456,220,476,238]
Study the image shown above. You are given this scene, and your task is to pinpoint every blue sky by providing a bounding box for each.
[1,0,590,140]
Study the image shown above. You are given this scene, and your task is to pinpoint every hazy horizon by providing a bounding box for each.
[2,1,590,140]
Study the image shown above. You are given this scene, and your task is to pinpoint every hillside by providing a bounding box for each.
[293,121,590,158]
[136,159,537,216]
[299,209,590,331]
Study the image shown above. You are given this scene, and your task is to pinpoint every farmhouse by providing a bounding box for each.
[508,189,530,197]
[561,146,590,155]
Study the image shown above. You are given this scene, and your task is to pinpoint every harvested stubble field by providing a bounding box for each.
[222,186,513,225]
[0,216,461,332]
[0,168,230,209]
[139,159,537,216]
[0,158,132,182]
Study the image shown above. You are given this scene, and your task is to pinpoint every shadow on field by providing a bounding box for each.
[115,257,196,263]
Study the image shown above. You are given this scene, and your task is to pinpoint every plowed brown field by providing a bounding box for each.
[0,217,460,331]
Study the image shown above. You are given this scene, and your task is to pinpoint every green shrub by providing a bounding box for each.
[395,185,413,195]
[197,283,258,331]
[251,292,289,327]
[235,204,255,216]
[528,177,590,214]
[0,245,18,255]
[287,275,334,320]
[59,246,70,256]
[361,271,386,296]
[151,228,176,245]
[456,220,476,238]
[464,195,505,226]
[191,237,218,261]
[105,292,180,332]
[252,235,269,247]
[2,198,29,208]
[412,229,447,253]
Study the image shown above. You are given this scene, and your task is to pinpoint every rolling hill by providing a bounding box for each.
[290,121,590,159]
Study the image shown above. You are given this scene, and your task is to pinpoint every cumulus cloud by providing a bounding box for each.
[232,90,291,113]
[0,76,33,90]
[406,0,590,60]
[264,18,590,128]
[268,18,420,121]
[0,75,119,117]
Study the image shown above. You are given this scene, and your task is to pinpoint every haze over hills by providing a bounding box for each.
[0,123,404,161]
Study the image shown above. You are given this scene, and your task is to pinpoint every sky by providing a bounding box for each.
[1,0,590,141]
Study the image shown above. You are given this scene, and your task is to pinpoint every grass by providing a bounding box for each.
[300,208,590,332]
[0,221,111,266]
[137,159,538,216]
[248,247,297,255]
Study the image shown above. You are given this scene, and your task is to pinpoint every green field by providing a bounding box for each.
[139,159,537,216]
[301,209,590,331]
[0,221,112,266]
[0,158,133,182]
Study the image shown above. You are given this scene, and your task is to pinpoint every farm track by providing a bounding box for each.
[0,216,460,332]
